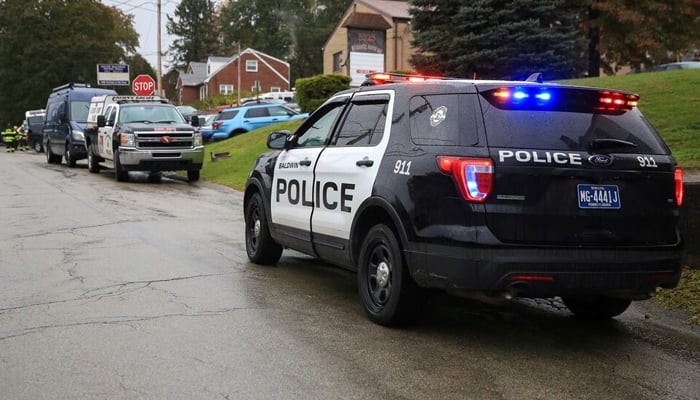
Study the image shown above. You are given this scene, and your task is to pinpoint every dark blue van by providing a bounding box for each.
[43,83,117,167]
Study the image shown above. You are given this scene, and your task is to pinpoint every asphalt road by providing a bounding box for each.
[1,151,699,400]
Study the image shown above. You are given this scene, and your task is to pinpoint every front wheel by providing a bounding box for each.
[114,149,128,182]
[187,169,200,182]
[87,149,100,173]
[64,144,76,168]
[357,224,423,326]
[562,296,632,320]
[245,192,282,265]
[46,141,62,164]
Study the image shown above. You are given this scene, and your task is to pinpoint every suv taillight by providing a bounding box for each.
[213,121,223,129]
[437,157,494,202]
[675,167,683,206]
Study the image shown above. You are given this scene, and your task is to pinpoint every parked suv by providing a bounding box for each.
[24,109,45,152]
[43,83,117,167]
[243,72,684,325]
[211,103,308,141]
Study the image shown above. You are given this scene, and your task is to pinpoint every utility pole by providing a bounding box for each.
[157,0,163,96]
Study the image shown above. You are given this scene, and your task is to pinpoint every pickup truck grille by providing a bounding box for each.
[136,131,194,149]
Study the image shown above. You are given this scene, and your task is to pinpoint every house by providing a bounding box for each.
[323,0,413,86]
[176,48,291,105]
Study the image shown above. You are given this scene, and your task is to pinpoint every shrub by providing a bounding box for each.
[295,74,352,113]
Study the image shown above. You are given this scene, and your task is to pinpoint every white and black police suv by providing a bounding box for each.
[244,72,685,325]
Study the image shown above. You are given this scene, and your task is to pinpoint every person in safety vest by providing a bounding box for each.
[16,124,29,151]
[2,124,17,153]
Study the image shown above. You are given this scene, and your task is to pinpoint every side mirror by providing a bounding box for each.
[97,115,106,127]
[190,115,199,127]
[267,130,291,149]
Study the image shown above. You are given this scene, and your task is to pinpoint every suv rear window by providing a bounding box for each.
[480,105,669,154]
[409,94,480,146]
[218,110,239,120]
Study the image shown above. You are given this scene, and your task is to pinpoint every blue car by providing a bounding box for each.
[211,103,308,141]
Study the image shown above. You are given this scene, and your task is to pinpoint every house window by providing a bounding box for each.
[270,87,281,93]
[333,52,343,72]
[251,80,261,93]
[246,60,258,72]
[219,84,234,95]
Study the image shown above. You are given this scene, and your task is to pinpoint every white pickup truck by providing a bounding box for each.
[85,95,204,182]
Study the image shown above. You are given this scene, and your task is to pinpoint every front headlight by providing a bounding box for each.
[193,132,203,147]
[120,133,136,147]
[71,130,84,141]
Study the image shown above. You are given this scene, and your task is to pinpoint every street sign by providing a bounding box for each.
[132,74,156,96]
[97,64,130,86]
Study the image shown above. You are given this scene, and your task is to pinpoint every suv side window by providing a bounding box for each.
[294,101,346,148]
[268,106,293,117]
[245,107,269,118]
[410,94,479,146]
[332,96,388,147]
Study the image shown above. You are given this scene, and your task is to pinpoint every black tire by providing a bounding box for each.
[245,192,282,265]
[46,141,62,164]
[562,296,632,320]
[357,224,423,326]
[33,140,43,153]
[64,144,76,168]
[114,150,129,182]
[187,169,200,182]
[87,149,100,173]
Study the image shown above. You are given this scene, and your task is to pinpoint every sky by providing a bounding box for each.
[101,0,180,71]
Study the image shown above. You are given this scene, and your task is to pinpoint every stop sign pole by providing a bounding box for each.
[132,74,156,96]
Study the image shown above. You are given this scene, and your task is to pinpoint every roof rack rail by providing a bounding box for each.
[52,82,92,92]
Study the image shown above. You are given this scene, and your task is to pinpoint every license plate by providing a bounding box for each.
[577,184,621,209]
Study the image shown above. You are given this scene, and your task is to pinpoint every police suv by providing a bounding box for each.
[85,95,204,182]
[243,72,684,325]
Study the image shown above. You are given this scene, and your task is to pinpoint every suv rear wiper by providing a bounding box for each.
[588,138,638,150]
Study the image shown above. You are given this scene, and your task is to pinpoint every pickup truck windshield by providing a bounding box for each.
[120,104,185,124]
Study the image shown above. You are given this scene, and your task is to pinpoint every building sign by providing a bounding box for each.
[97,64,130,86]
[348,29,385,86]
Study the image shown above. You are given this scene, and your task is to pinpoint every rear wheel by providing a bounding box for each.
[187,169,200,182]
[64,144,76,168]
[114,149,128,182]
[245,192,282,265]
[33,140,43,153]
[562,296,632,319]
[357,224,423,326]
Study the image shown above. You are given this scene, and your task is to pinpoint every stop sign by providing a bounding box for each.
[132,74,156,96]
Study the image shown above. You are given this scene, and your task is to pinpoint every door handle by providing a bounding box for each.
[356,158,374,167]
[299,159,312,166]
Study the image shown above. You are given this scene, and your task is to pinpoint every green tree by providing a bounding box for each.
[409,0,585,80]
[167,0,223,69]
[0,0,139,124]
[218,0,350,81]
[576,0,700,74]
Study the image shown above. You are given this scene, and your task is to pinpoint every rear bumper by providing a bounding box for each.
[406,244,684,299]
[118,147,204,172]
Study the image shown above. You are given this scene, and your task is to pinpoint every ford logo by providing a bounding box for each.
[588,154,614,167]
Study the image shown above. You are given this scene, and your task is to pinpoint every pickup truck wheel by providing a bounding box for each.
[87,149,100,173]
[114,150,129,182]
[46,141,62,164]
[245,192,282,265]
[187,169,200,182]
[358,224,423,326]
[562,296,631,319]
[64,144,76,168]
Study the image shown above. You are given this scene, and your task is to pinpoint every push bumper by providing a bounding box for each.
[118,146,204,172]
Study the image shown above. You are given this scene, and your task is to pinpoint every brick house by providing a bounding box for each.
[176,48,291,105]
